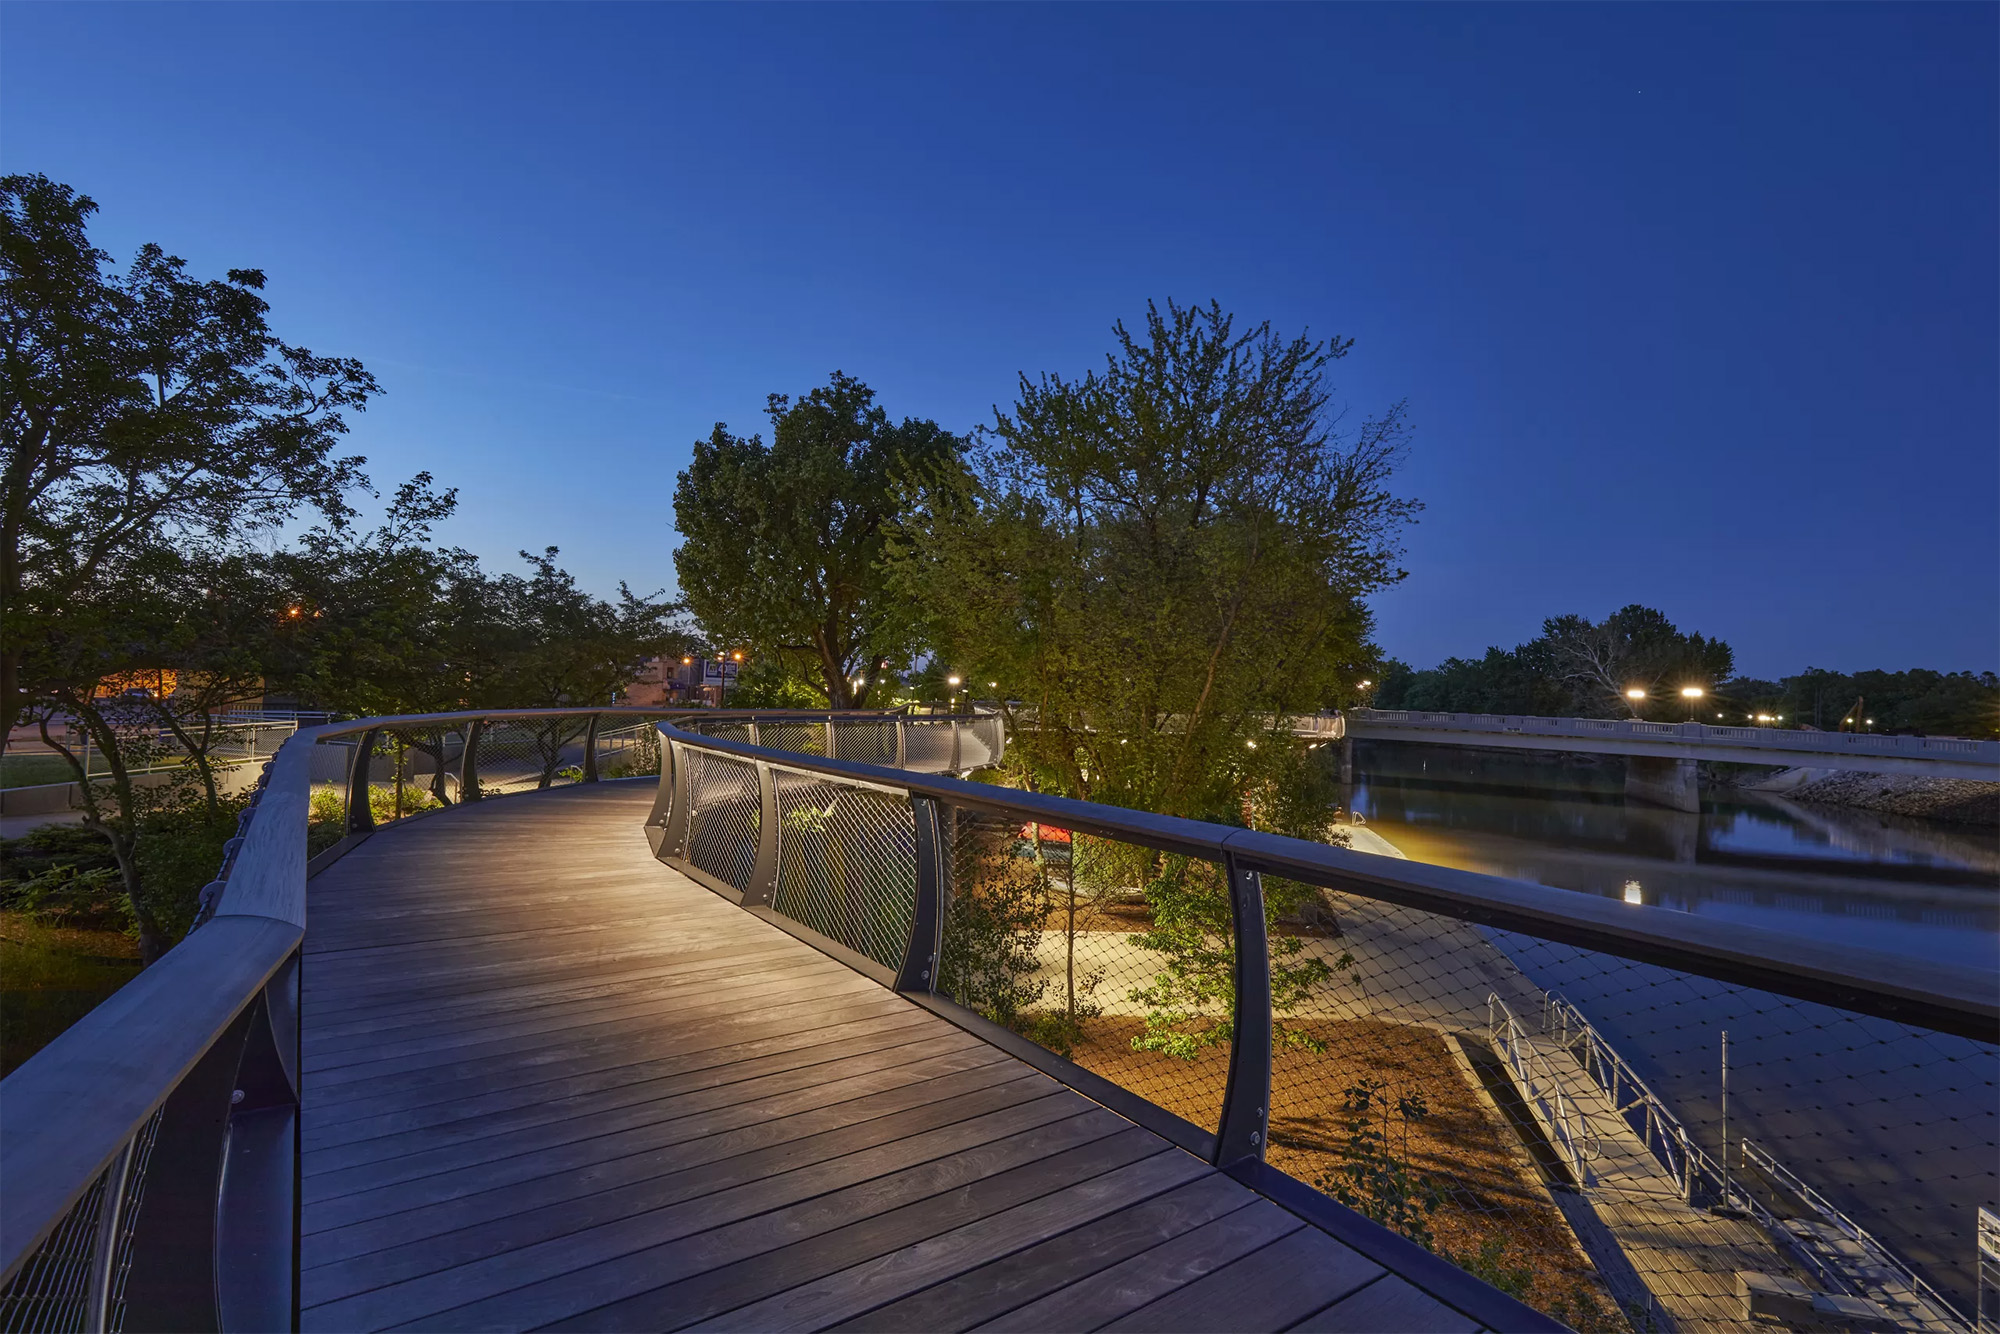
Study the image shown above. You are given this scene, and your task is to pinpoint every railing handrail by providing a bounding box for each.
[0,704,932,1305]
[654,723,1999,1042]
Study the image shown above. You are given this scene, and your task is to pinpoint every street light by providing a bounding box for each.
[1626,688,1647,701]
[1680,685,1704,721]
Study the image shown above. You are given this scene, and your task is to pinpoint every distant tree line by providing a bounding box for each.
[1374,606,1997,739]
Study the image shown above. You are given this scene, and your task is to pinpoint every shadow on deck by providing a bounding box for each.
[299,784,1499,1333]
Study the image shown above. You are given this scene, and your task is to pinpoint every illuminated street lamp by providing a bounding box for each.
[1680,685,1704,721]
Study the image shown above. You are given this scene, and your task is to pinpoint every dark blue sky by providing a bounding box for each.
[5,4,1994,678]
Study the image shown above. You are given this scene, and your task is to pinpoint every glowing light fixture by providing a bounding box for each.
[1626,688,1647,701]
[1680,687,1704,699]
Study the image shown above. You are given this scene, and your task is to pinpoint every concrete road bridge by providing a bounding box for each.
[1315,709,2000,813]
[2,708,1991,1333]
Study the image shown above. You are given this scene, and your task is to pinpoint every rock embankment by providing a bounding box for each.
[1782,771,1999,827]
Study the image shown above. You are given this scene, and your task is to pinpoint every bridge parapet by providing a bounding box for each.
[1338,708,1999,778]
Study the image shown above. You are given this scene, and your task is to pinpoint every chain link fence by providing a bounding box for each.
[771,771,918,970]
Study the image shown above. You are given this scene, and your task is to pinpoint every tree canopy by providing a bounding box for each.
[672,372,961,709]
[1,172,376,749]
[890,299,1418,827]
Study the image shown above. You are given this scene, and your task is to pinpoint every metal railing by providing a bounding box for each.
[1487,995,1601,1187]
[0,704,925,1334]
[3,702,1992,1332]
[653,719,1997,1333]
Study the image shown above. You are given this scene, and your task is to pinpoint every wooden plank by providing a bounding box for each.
[303,993,917,1122]
[975,1199,1303,1333]
[829,1174,1255,1333]
[305,989,913,1100]
[303,967,885,1075]
[1100,1226,1382,1333]
[302,1090,1097,1327]
[302,1074,1064,1277]
[1289,1275,1485,1334]
[303,1008,939,1151]
[304,1043,1018,1210]
[307,1015,949,1161]
[305,1058,1044,1237]
[305,1030,989,1182]
[429,1122,1163,1334]
[684,1151,1219,1333]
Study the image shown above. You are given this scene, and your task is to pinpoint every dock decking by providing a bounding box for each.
[299,784,1497,1333]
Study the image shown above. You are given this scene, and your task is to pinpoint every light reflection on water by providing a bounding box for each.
[1344,742,1999,971]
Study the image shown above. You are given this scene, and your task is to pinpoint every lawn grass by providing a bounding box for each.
[0,911,142,1076]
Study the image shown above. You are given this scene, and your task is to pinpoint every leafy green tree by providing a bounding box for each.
[891,299,1417,825]
[1,173,374,752]
[673,372,961,709]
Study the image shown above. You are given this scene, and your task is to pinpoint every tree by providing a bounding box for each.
[1,173,375,751]
[673,372,961,709]
[1542,605,1734,718]
[891,299,1417,825]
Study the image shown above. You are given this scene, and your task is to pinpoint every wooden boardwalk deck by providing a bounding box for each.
[299,784,1500,1333]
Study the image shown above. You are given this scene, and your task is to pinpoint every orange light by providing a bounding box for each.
[731,651,742,662]
[287,606,302,618]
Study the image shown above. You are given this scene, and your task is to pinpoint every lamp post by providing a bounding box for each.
[946,674,962,713]
[1680,685,1704,722]
[1625,686,1647,719]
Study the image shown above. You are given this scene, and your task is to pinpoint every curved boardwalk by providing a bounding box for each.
[299,784,1494,1333]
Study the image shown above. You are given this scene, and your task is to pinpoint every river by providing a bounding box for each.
[1338,740,1998,1315]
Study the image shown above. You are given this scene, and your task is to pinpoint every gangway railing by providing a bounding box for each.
[1,704,1991,1333]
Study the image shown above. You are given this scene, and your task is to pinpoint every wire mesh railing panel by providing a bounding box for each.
[102,1108,162,1334]
[902,718,956,770]
[372,726,464,824]
[0,1161,108,1333]
[831,717,898,766]
[937,808,1230,1139]
[596,722,660,780]
[473,719,588,797]
[1260,879,1995,1333]
[769,771,917,969]
[684,749,761,893]
[756,720,827,760]
[958,716,1003,770]
[695,720,753,745]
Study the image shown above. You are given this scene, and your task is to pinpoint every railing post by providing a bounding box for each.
[825,713,838,760]
[747,719,761,747]
[896,797,946,992]
[894,716,907,768]
[948,718,962,772]
[460,719,485,803]
[744,760,779,907]
[1214,851,1273,1166]
[582,713,601,783]
[345,728,379,833]
[660,739,692,857]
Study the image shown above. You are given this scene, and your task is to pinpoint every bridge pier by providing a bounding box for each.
[1625,755,1701,813]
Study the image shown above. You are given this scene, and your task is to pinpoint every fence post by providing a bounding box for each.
[895,716,907,768]
[825,713,839,760]
[747,720,761,747]
[345,729,379,833]
[745,760,780,907]
[948,718,961,772]
[896,797,946,992]
[1214,851,1273,1166]
[582,713,601,783]
[460,720,485,803]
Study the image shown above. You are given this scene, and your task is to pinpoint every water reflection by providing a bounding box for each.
[1343,742,1999,972]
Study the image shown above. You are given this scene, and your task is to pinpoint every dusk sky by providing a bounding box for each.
[5,3,1994,679]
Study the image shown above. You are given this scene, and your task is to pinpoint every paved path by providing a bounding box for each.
[297,784,1500,1333]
